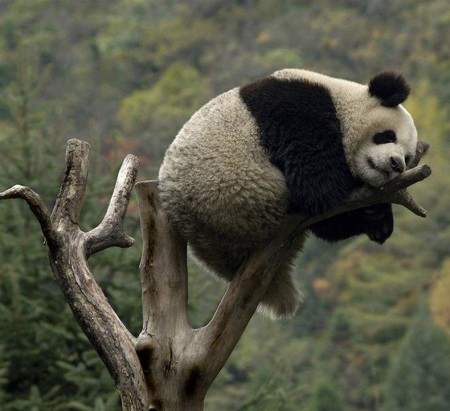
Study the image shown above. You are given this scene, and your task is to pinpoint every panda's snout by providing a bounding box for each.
[390,156,405,173]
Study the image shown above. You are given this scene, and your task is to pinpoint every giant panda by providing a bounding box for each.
[158,69,418,319]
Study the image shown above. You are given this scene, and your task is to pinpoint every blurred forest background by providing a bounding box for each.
[0,0,449,410]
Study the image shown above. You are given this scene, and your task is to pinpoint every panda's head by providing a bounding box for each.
[345,72,418,187]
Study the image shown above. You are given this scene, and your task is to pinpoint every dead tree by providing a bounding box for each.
[0,138,431,410]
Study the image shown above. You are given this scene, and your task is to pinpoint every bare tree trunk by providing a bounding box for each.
[0,138,431,410]
[135,181,205,410]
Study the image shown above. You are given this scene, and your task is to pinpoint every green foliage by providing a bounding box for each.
[206,323,311,411]
[0,0,449,410]
[309,381,344,411]
[429,259,450,335]
[384,311,450,411]
[117,62,211,161]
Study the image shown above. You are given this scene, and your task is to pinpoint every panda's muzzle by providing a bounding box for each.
[367,157,389,177]
[367,156,405,177]
[389,156,405,173]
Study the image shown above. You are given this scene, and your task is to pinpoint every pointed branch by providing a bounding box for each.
[85,154,139,257]
[0,185,60,248]
[411,140,430,168]
[52,138,90,228]
[338,164,431,219]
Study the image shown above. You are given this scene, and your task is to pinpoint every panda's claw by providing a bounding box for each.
[367,227,388,244]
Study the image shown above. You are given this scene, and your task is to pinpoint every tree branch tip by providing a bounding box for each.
[378,163,432,193]
[124,153,140,164]
[411,201,428,218]
[67,138,91,149]
[391,189,428,218]
[404,163,432,178]
[417,140,430,155]
[0,185,38,200]
[409,205,427,218]
[0,185,19,198]
[421,164,432,177]
[123,235,135,247]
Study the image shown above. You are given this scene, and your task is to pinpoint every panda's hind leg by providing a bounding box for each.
[258,268,302,319]
[257,232,306,319]
[189,229,306,319]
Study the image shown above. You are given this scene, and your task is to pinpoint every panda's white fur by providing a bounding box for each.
[158,69,417,319]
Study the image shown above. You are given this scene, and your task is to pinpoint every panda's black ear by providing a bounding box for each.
[368,72,410,107]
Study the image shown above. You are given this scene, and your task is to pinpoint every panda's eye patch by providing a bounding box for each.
[373,130,397,145]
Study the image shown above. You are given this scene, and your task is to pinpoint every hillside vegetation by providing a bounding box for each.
[0,1,449,410]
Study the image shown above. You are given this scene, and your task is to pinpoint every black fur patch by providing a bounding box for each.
[240,76,358,216]
[373,130,396,145]
[311,203,394,244]
[240,75,395,244]
[368,72,410,107]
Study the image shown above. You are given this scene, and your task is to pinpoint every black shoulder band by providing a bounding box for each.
[240,76,357,216]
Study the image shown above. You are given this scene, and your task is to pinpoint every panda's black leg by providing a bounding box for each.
[310,203,393,244]
[363,203,393,244]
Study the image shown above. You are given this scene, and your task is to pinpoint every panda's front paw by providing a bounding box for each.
[363,204,393,244]
[367,221,393,244]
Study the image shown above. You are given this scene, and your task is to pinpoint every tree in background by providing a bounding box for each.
[384,309,450,411]
[429,260,450,336]
[309,380,344,411]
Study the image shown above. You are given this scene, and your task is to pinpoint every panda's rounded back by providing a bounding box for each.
[158,87,289,245]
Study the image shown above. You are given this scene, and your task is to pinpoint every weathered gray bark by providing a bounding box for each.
[1,140,148,409]
[0,138,431,410]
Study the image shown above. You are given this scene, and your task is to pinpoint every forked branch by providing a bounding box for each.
[193,140,431,383]
[0,138,431,411]
[0,139,147,410]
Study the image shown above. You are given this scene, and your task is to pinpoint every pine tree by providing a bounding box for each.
[384,310,450,411]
